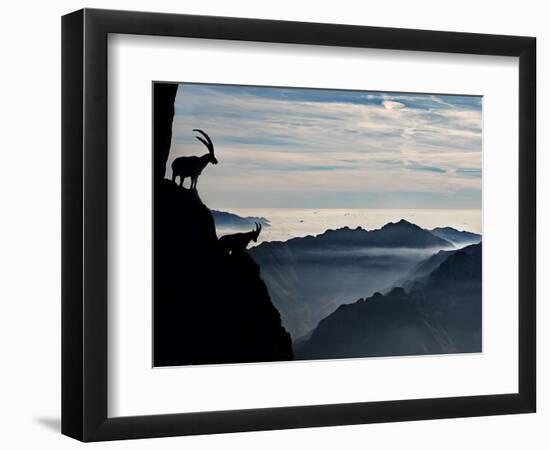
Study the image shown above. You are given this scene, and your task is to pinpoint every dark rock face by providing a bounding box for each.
[153,83,178,182]
[153,180,293,366]
[296,244,482,359]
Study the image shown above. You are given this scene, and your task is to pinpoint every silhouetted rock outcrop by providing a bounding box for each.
[153,83,178,182]
[154,180,293,366]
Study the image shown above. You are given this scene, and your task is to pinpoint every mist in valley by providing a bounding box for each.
[250,239,453,340]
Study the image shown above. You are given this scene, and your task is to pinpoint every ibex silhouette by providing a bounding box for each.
[171,129,218,189]
[219,223,262,254]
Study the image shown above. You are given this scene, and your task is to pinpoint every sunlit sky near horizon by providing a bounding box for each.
[166,83,482,209]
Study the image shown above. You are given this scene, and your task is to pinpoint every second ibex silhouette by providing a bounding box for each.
[171,129,218,189]
[219,223,262,254]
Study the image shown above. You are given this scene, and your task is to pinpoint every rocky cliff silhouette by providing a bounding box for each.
[153,83,292,366]
[154,180,293,366]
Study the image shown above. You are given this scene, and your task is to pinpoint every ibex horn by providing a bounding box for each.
[193,129,214,153]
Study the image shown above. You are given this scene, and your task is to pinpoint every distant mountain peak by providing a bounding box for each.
[432,226,456,232]
[397,219,413,225]
[429,226,481,247]
[381,219,420,230]
[430,225,479,234]
[255,218,453,252]
[211,209,271,229]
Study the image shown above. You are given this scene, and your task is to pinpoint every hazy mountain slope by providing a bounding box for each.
[250,220,453,339]
[294,288,449,359]
[412,243,482,352]
[296,243,481,359]
[390,242,480,292]
[430,227,481,247]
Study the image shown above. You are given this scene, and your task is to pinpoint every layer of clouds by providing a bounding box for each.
[167,84,482,208]
[382,100,406,110]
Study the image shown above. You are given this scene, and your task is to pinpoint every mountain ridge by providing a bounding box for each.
[296,243,482,359]
[254,219,454,251]
[430,226,481,246]
[212,209,271,229]
[249,219,463,339]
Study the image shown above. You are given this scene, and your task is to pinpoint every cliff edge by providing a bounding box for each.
[154,180,293,366]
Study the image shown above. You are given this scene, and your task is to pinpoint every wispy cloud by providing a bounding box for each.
[168,83,482,208]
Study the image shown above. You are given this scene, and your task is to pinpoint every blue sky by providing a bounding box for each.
[167,83,482,209]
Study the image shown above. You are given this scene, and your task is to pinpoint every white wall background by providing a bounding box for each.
[0,1,545,448]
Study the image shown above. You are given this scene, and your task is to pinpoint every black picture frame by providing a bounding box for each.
[62,8,536,442]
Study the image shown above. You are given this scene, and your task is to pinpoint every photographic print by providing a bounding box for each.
[153,82,482,367]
